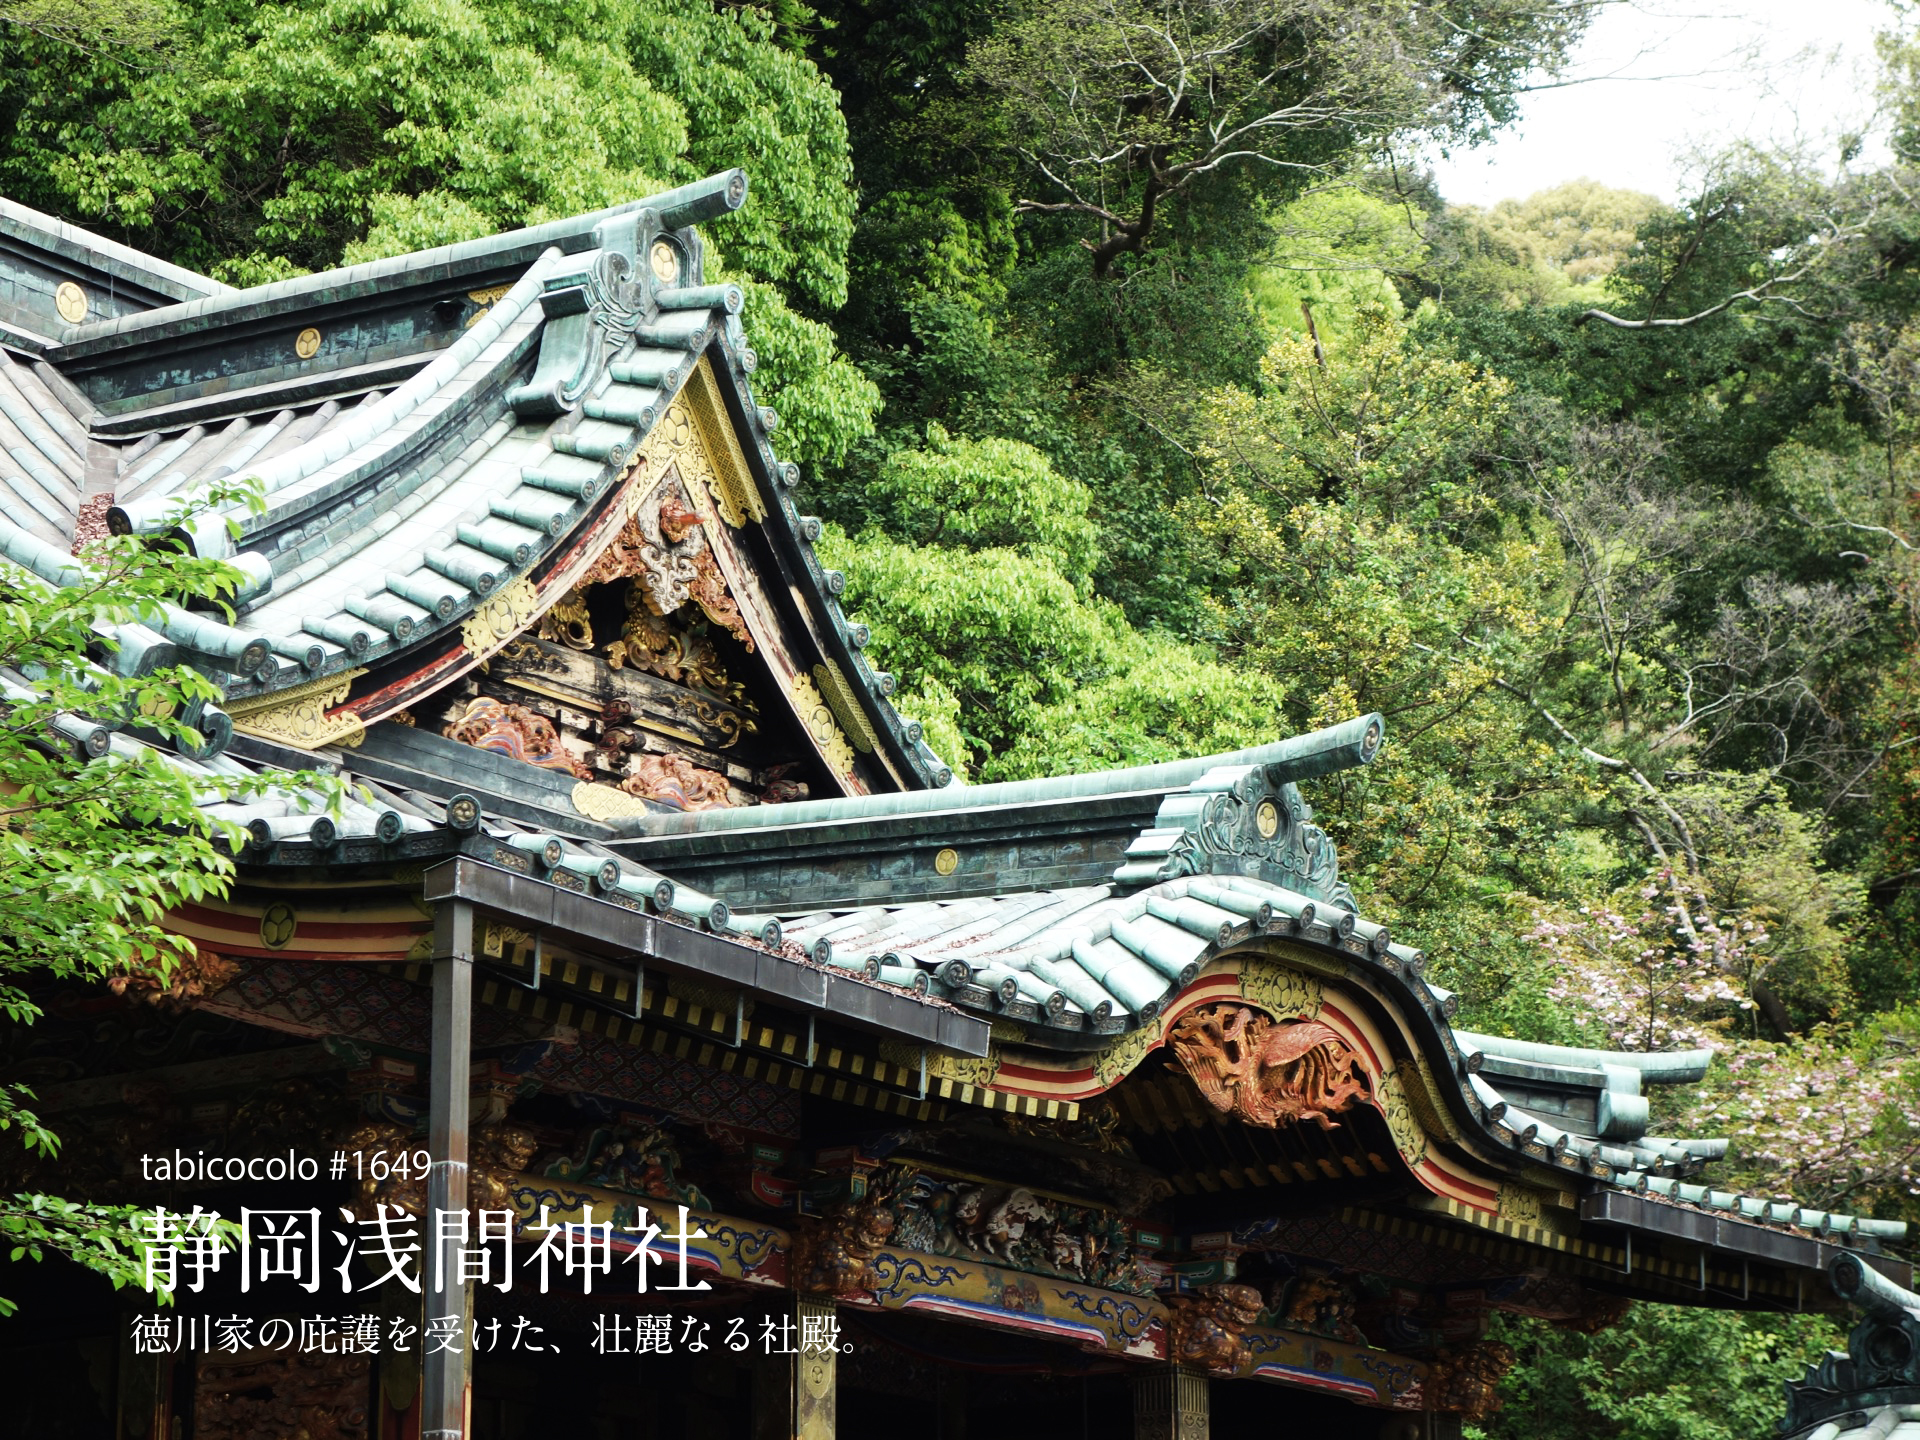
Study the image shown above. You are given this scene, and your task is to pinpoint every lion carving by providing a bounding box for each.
[794,1196,896,1296]
[1167,1282,1264,1373]
[1168,1003,1369,1128]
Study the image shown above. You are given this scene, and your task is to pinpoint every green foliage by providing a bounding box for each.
[1248,187,1427,345]
[819,525,1274,779]
[1478,1307,1840,1440]
[963,0,1591,275]
[0,494,330,1313]
[0,0,874,458]
[15,0,1920,1420]
[868,424,1100,582]
[1431,180,1665,310]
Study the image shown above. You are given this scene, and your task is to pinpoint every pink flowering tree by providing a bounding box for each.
[1531,868,1920,1214]
[1693,1025,1920,1212]
[1528,867,1761,1051]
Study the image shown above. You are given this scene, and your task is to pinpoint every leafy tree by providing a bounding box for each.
[1248,187,1427,347]
[1429,180,1664,310]
[962,0,1594,276]
[1478,1306,1839,1440]
[0,495,295,1312]
[0,0,878,463]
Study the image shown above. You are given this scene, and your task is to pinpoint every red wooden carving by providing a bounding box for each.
[1168,1003,1369,1129]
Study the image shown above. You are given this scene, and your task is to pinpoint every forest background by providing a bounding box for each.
[4,0,1919,1430]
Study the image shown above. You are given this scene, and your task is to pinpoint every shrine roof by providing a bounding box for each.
[0,172,951,800]
[0,195,228,352]
[4,192,1909,1284]
[1783,1257,1920,1438]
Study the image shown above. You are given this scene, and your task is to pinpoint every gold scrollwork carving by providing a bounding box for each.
[814,660,876,754]
[877,1041,1002,1088]
[1496,1185,1545,1226]
[1238,963,1324,1020]
[1092,1020,1166,1089]
[791,671,857,778]
[635,358,766,528]
[1372,1067,1430,1168]
[461,578,541,657]
[227,668,368,749]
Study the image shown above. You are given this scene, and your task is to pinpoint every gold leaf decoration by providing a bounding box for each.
[685,355,766,526]
[930,1049,1002,1087]
[465,285,513,327]
[461,578,541,657]
[228,669,368,749]
[1092,1019,1167,1089]
[636,357,765,528]
[876,1040,1000,1087]
[1372,1067,1430,1168]
[481,921,533,959]
[1238,963,1324,1020]
[813,660,876,754]
[791,671,857,778]
[570,780,662,824]
[1495,1184,1544,1226]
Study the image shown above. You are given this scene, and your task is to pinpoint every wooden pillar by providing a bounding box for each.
[794,1295,837,1440]
[422,899,474,1440]
[936,1367,967,1440]
[1134,1366,1209,1440]
[752,1296,837,1440]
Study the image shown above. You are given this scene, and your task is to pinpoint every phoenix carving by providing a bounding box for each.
[1168,1002,1369,1129]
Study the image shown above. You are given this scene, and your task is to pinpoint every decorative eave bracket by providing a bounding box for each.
[505,192,745,421]
[1113,712,1384,907]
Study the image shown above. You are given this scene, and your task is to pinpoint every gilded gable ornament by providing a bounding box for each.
[1372,1066,1430,1168]
[791,670,858,779]
[1237,963,1323,1021]
[571,781,659,824]
[227,669,368,749]
[460,578,541,657]
[577,476,754,651]
[583,475,706,614]
[638,358,765,527]
[814,660,876,753]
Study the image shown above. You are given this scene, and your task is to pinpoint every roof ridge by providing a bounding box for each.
[50,171,747,353]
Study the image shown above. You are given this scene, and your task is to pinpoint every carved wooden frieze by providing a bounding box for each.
[1166,1282,1264,1373]
[487,636,752,754]
[1167,1002,1370,1129]
[440,694,590,777]
[194,1347,369,1440]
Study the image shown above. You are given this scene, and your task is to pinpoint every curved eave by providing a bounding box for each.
[690,337,952,791]
[748,873,1906,1245]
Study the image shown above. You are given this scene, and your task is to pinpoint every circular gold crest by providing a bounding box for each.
[259,903,298,949]
[54,281,88,324]
[933,847,959,876]
[649,240,681,285]
[1255,799,1280,839]
[294,326,322,359]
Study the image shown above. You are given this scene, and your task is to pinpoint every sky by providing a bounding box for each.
[1427,0,1895,207]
